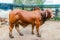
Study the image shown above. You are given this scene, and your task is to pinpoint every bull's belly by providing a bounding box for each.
[18,20,30,28]
[20,23,29,28]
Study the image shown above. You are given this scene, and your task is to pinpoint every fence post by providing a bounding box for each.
[40,5,44,10]
[55,8,59,20]
[10,5,13,10]
[22,4,24,10]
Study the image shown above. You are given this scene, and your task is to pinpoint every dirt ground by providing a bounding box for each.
[0,21,60,40]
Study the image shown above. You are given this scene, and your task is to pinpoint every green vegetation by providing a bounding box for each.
[13,0,22,5]
[13,0,46,10]
[54,17,60,20]
[13,0,46,5]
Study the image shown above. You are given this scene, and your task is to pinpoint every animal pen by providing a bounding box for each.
[0,3,60,40]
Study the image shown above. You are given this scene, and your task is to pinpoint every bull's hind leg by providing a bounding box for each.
[15,24,23,36]
[9,24,14,38]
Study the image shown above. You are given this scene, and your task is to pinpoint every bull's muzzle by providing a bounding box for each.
[51,14,55,18]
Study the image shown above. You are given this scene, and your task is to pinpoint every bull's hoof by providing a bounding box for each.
[32,32,34,35]
[37,35,41,37]
[19,33,24,36]
[9,35,14,38]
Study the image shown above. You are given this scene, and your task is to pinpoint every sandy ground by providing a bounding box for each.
[0,21,60,40]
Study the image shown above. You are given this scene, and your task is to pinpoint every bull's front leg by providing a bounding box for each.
[9,24,14,38]
[32,23,35,34]
[35,19,41,37]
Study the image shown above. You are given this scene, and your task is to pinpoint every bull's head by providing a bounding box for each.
[40,9,55,23]
[45,9,55,20]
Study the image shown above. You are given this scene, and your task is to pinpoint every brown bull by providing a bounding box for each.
[9,7,54,38]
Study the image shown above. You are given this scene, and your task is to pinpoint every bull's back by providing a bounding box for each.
[18,10,36,23]
[9,9,41,24]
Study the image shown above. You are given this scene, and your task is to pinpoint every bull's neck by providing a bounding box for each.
[41,15,48,23]
[42,18,47,23]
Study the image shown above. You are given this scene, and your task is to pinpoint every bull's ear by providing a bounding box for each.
[46,11,48,17]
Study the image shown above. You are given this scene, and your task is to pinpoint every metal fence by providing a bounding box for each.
[0,3,60,20]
